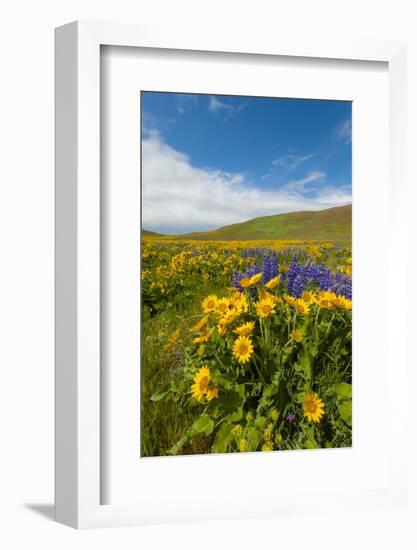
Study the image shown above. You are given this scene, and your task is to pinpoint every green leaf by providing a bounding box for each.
[333,383,352,399]
[337,400,352,426]
[150,388,170,402]
[188,414,215,438]
[217,386,245,421]
[212,422,233,453]
[304,426,318,449]
[246,427,262,452]
[255,416,267,430]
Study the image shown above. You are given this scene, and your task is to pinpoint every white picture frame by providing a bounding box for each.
[55,20,407,529]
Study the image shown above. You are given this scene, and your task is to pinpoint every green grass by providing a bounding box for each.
[141,280,230,456]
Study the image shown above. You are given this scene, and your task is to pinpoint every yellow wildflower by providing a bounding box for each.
[255,296,276,319]
[294,299,310,315]
[303,392,325,423]
[291,329,304,343]
[202,295,218,313]
[206,386,219,402]
[234,321,255,336]
[232,335,254,364]
[215,297,230,316]
[191,366,211,400]
[189,315,209,333]
[165,328,180,349]
[265,275,281,289]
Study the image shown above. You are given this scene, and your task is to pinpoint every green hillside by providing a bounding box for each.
[178,204,351,241]
[142,229,163,238]
[142,204,352,241]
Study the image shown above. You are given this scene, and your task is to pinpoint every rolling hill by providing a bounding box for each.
[142,204,352,241]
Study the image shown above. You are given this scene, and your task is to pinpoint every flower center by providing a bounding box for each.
[239,343,248,355]
[199,376,209,391]
[305,399,317,413]
[262,305,272,314]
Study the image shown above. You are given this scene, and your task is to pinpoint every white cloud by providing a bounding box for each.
[208,96,246,120]
[335,118,352,144]
[142,133,351,234]
[284,171,326,193]
[272,153,315,172]
[175,94,198,114]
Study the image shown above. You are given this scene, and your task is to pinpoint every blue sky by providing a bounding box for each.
[141,91,351,234]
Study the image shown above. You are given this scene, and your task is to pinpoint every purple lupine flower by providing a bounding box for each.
[286,413,295,422]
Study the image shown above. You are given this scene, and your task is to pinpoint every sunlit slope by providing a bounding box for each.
[174,204,352,241]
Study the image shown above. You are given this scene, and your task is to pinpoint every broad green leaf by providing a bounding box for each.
[217,385,245,421]
[212,421,233,453]
[304,426,318,449]
[188,414,215,438]
[150,388,170,402]
[338,400,352,426]
[333,383,352,399]
[246,427,262,452]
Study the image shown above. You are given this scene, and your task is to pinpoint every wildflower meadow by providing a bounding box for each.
[141,238,352,456]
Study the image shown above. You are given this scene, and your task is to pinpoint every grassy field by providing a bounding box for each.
[141,279,229,456]
[141,234,352,457]
[143,205,351,242]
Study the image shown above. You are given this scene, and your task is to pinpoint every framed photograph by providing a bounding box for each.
[55,21,408,528]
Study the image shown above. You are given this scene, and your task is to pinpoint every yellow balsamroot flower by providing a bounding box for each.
[192,329,213,344]
[232,335,254,364]
[258,289,281,305]
[248,272,263,286]
[232,293,249,313]
[206,386,219,402]
[255,296,276,319]
[261,441,274,452]
[275,433,283,445]
[217,318,229,337]
[302,291,315,304]
[239,277,251,289]
[240,272,263,288]
[239,438,248,452]
[165,328,180,349]
[234,321,255,336]
[303,392,325,423]
[215,297,230,316]
[283,294,297,306]
[191,366,211,400]
[202,294,218,314]
[291,328,304,343]
[265,274,281,289]
[332,295,352,310]
[294,298,310,316]
[189,315,209,333]
[222,307,239,324]
[316,291,335,310]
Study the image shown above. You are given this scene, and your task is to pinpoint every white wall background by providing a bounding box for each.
[0,1,416,548]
